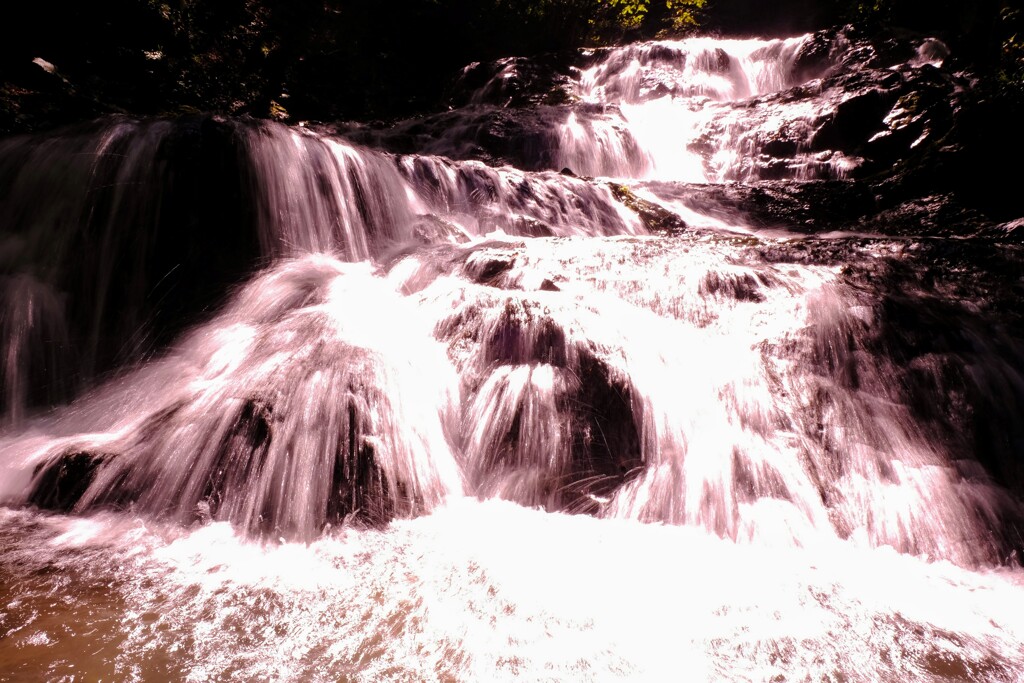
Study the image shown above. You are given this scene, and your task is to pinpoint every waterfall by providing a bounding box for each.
[2,28,1024,682]
[558,36,820,180]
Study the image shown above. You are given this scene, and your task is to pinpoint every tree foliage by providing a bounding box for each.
[1000,5,1024,88]
[601,0,703,34]
[665,0,708,32]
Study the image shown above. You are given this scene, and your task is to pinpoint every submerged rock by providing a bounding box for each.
[607,183,688,234]
[27,451,109,512]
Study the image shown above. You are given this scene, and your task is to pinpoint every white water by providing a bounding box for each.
[3,503,1024,682]
[243,121,645,257]
[2,33,1023,682]
[557,35,857,181]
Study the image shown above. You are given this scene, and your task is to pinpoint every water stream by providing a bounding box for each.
[1,31,1023,681]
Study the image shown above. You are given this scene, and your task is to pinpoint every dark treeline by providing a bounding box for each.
[0,0,1021,133]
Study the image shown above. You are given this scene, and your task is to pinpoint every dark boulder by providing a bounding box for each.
[27,450,109,512]
[446,53,577,109]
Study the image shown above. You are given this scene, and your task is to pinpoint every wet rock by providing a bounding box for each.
[750,237,1024,563]
[411,214,467,244]
[27,451,109,512]
[325,402,398,528]
[607,182,688,234]
[0,116,261,413]
[464,349,642,515]
[699,271,765,302]
[466,256,517,286]
[343,105,562,171]
[694,47,732,74]
[811,88,894,153]
[937,87,1024,220]
[199,397,274,522]
[857,194,993,237]
[563,352,644,514]
[483,303,571,368]
[639,180,878,234]
[716,29,967,185]
[998,218,1024,238]
[760,136,800,158]
[792,28,840,82]
[446,53,577,109]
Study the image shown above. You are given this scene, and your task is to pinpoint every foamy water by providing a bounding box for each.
[3,502,1024,682]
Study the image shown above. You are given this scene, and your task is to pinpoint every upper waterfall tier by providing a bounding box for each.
[352,28,959,184]
[574,36,813,104]
[0,117,642,419]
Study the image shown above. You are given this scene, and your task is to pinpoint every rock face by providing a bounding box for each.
[0,117,261,417]
[26,451,109,512]
[446,53,578,109]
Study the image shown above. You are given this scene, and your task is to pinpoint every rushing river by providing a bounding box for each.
[1,30,1023,681]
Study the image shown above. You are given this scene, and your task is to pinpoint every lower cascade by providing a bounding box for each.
[2,26,1024,682]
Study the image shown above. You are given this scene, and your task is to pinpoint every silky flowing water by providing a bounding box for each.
[1,33,1023,681]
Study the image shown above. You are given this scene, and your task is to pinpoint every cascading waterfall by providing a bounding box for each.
[10,257,465,541]
[2,29,1024,682]
[555,35,850,181]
